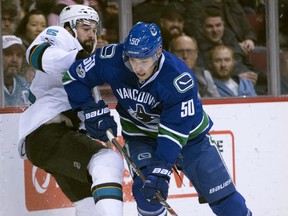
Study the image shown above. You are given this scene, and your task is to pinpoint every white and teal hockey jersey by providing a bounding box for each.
[18,26,82,158]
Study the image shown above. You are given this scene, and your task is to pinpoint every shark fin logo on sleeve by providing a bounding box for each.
[173,72,195,93]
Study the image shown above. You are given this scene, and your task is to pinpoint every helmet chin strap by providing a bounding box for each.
[72,28,78,39]
[91,36,97,54]
[152,47,162,71]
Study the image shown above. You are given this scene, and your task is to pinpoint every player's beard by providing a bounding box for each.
[81,40,95,54]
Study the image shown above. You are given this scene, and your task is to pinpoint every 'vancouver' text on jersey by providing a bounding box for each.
[63,43,213,164]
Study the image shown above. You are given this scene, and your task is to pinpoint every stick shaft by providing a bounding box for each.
[106,130,178,216]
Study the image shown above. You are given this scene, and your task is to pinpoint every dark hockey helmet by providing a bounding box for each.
[123,22,162,59]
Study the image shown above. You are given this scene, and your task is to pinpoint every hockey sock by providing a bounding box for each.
[91,182,123,204]
[88,149,124,216]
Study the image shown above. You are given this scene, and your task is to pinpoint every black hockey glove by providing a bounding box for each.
[142,162,172,204]
[81,100,117,142]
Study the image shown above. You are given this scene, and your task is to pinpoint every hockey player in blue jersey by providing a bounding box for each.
[63,22,252,216]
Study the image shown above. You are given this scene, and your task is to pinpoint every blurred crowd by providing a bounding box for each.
[1,0,288,107]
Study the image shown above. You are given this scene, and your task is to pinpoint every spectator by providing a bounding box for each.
[159,2,186,50]
[196,7,259,86]
[132,0,169,26]
[15,9,47,84]
[1,1,20,35]
[209,45,257,97]
[15,9,48,48]
[170,35,220,98]
[182,0,257,54]
[2,35,30,107]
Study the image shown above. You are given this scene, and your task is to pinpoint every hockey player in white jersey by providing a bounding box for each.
[17,5,123,216]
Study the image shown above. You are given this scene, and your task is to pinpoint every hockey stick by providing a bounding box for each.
[93,86,112,148]
[106,130,179,216]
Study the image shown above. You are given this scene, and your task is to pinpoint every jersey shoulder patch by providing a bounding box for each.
[173,72,195,93]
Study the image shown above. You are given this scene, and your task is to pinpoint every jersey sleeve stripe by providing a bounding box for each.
[29,42,51,72]
[158,111,212,146]
[62,71,77,85]
[189,111,211,139]
[158,126,188,146]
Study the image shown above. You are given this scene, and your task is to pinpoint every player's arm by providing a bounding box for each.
[141,73,200,204]
[63,57,117,141]
[26,26,85,75]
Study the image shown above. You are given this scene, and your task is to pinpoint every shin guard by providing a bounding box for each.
[88,149,124,216]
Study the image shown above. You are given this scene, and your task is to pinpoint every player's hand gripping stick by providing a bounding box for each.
[106,130,179,216]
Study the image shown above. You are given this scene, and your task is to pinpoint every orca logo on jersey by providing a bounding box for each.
[173,72,194,93]
[85,107,110,119]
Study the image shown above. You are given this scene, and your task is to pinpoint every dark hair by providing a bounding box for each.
[15,9,47,39]
[2,2,18,17]
[200,6,224,24]
[160,2,186,20]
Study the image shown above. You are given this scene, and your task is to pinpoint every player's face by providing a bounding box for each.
[211,48,235,81]
[129,57,157,81]
[3,45,24,79]
[202,17,224,44]
[76,20,97,53]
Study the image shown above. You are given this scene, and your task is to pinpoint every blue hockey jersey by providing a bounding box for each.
[63,43,213,164]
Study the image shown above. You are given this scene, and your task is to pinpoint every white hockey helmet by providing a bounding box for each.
[58,5,100,29]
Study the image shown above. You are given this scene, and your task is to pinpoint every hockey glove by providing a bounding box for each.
[81,100,117,142]
[142,163,172,204]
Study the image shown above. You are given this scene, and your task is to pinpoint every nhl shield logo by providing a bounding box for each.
[76,64,86,78]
